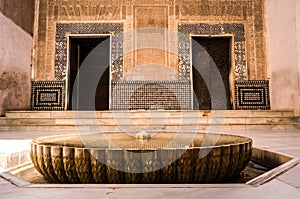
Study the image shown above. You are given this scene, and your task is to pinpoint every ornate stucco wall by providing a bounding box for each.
[32,0,267,81]
[31,0,272,110]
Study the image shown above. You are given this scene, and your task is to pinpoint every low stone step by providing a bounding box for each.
[1,123,300,131]
[0,118,6,125]
[0,140,31,170]
[1,116,300,126]
[4,110,295,119]
[5,110,203,119]
[1,110,299,131]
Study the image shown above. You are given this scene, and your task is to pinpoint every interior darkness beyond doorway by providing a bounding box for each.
[192,37,232,110]
[68,37,110,110]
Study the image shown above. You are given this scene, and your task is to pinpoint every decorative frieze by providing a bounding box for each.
[57,5,120,19]
[51,0,122,21]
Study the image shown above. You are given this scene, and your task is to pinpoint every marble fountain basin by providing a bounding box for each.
[30,132,252,184]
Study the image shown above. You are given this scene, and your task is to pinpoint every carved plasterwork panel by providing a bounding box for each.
[132,6,169,71]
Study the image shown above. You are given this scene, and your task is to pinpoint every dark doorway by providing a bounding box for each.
[192,37,232,110]
[68,37,110,110]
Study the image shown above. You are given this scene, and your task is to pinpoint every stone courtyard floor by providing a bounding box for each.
[0,129,300,199]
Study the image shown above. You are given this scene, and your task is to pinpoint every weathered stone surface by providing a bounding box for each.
[0,12,31,116]
[266,0,300,111]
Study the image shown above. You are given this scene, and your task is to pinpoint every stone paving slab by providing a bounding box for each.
[0,183,299,199]
[278,164,300,189]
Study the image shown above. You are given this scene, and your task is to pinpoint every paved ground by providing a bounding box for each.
[0,129,300,199]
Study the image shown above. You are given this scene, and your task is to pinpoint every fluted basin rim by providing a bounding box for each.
[31,132,252,150]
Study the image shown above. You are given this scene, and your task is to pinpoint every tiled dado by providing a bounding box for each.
[235,80,270,110]
[111,81,191,110]
[55,23,123,81]
[178,23,247,81]
[31,80,270,111]
[31,81,65,111]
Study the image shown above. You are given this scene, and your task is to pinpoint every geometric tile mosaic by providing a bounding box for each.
[235,80,270,110]
[111,80,191,110]
[178,23,247,81]
[55,23,123,81]
[31,81,66,110]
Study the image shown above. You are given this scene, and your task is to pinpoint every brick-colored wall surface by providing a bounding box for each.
[0,0,34,35]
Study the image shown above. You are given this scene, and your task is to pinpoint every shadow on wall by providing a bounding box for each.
[0,69,30,116]
[0,0,35,35]
[0,0,34,116]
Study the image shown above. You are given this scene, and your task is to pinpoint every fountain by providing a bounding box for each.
[30,132,252,183]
